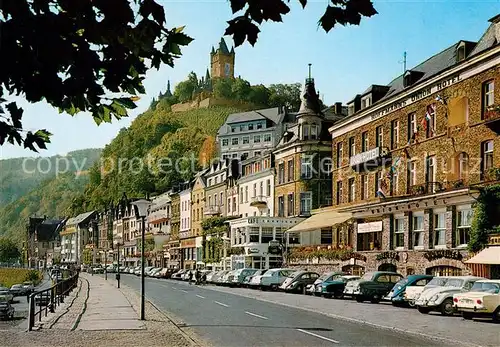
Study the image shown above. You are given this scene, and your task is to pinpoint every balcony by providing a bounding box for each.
[408,182,444,195]
[483,106,500,133]
[204,205,221,216]
[250,195,268,208]
[350,147,391,172]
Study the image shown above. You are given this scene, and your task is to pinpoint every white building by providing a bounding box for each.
[60,211,96,265]
[229,216,304,269]
[217,107,294,160]
[148,193,172,235]
[238,152,274,218]
[179,185,192,239]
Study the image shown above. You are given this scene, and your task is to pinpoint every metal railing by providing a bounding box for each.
[28,272,79,331]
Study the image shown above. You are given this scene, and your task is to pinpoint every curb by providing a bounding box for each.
[46,278,84,329]
[70,277,90,331]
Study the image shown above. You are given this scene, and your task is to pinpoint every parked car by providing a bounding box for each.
[344,271,404,303]
[405,276,450,307]
[415,276,485,316]
[384,275,433,306]
[0,298,15,320]
[35,292,51,306]
[320,275,361,299]
[260,268,295,290]
[453,279,500,321]
[221,270,237,286]
[232,268,259,286]
[22,281,35,294]
[247,270,268,288]
[0,287,14,303]
[9,284,28,297]
[171,269,186,280]
[306,272,344,296]
[214,270,229,285]
[280,271,320,293]
[205,271,216,283]
[157,268,175,279]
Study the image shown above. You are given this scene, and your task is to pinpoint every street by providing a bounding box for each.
[119,274,461,347]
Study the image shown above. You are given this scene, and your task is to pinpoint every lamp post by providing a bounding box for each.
[114,235,123,288]
[132,199,152,321]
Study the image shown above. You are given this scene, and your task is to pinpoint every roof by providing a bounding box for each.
[469,17,499,57]
[296,78,323,117]
[36,218,66,241]
[220,107,282,128]
[287,210,351,233]
[465,246,500,265]
[66,211,96,226]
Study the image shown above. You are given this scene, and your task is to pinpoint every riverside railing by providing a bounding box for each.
[27,272,79,331]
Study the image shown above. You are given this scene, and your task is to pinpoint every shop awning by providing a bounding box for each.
[286,210,351,233]
[465,246,500,265]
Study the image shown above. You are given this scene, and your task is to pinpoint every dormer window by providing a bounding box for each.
[303,125,310,140]
[457,44,466,62]
[403,70,424,88]
[361,95,372,109]
[311,124,318,140]
[403,71,412,88]
[348,104,355,116]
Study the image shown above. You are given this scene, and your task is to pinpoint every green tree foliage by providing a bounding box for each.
[0,237,21,263]
[268,83,302,111]
[469,185,500,252]
[173,72,199,102]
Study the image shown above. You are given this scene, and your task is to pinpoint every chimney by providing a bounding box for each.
[335,102,343,115]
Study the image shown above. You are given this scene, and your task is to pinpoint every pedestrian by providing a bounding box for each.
[195,269,201,285]
[188,271,193,285]
[201,272,207,285]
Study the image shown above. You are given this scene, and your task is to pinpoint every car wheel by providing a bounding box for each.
[440,298,455,316]
[270,284,278,291]
[314,292,321,297]
[370,295,381,304]
[296,285,304,294]
[323,293,332,299]
[462,312,474,320]
[333,291,344,299]
[492,308,500,322]
[355,295,364,303]
[417,306,432,314]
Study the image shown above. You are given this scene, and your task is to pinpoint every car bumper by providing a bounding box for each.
[454,306,489,313]
[343,288,360,296]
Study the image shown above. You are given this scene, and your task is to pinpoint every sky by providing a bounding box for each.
[1,0,498,159]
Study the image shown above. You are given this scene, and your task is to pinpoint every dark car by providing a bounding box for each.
[35,292,51,306]
[344,271,404,303]
[9,284,27,296]
[279,271,320,293]
[384,274,434,306]
[0,298,15,320]
[306,272,345,296]
[321,275,362,299]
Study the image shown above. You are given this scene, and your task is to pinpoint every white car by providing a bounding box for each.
[0,288,14,303]
[405,276,449,306]
[415,276,485,316]
[260,268,295,290]
[453,279,500,321]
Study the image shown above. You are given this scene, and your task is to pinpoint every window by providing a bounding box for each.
[278,162,285,184]
[227,199,232,213]
[336,142,343,168]
[259,181,263,196]
[412,215,424,248]
[242,136,249,144]
[300,192,312,214]
[232,153,237,158]
[407,161,417,188]
[264,134,271,142]
[287,160,294,182]
[433,212,446,247]
[278,196,285,217]
[257,122,263,130]
[288,232,300,244]
[391,170,399,196]
[390,120,399,150]
[208,196,212,207]
[254,135,261,143]
[249,227,259,243]
[482,80,495,117]
[214,176,218,184]
[261,227,273,243]
[231,126,236,133]
[301,155,313,179]
[348,177,356,202]
[336,181,343,204]
[361,175,368,200]
[248,124,254,131]
[253,183,257,197]
[393,217,405,249]
[375,171,381,196]
[232,138,239,145]
[254,151,261,157]
[245,186,248,202]
[376,126,383,147]
[266,179,271,196]
[458,152,469,181]
[303,125,310,140]
[408,112,416,142]
[232,197,236,212]
[311,124,318,140]
[239,187,244,203]
[362,131,369,152]
[287,193,294,216]
[426,156,436,191]
[348,137,356,157]
[222,139,229,146]
[456,207,473,247]
[481,140,494,179]
[321,229,333,245]
[239,124,245,132]
[425,104,436,138]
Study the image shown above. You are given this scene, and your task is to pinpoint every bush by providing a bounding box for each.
[0,268,42,288]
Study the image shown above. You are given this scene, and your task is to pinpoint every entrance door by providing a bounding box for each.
[378,263,397,272]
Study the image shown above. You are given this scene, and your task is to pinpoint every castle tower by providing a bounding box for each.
[210,38,235,79]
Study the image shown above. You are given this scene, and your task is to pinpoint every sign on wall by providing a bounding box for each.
[357,221,383,234]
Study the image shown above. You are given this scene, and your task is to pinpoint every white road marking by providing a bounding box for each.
[244,311,268,320]
[180,289,189,293]
[172,287,178,290]
[296,329,339,344]
[196,294,206,299]
[214,301,229,307]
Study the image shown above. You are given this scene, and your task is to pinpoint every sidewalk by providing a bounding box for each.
[3,273,200,347]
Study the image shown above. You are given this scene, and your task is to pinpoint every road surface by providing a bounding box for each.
[119,275,452,347]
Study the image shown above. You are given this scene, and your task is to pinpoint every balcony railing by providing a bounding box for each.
[408,182,444,195]
[204,205,221,215]
[250,195,268,207]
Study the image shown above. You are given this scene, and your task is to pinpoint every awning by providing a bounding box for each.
[465,246,500,265]
[286,210,351,233]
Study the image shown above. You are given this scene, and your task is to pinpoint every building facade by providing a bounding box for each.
[210,38,235,79]
[60,211,96,265]
[324,16,500,277]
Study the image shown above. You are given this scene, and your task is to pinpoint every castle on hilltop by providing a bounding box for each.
[170,38,238,113]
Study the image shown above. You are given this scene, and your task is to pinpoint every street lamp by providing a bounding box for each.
[132,199,152,321]
[114,235,123,288]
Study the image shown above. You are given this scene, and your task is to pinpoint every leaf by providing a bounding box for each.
[110,101,128,117]
[174,26,186,33]
[225,17,260,47]
[130,96,141,102]
[298,0,307,8]
[171,32,194,47]
[6,102,23,129]
[24,130,51,152]
[230,0,247,13]
[114,97,138,109]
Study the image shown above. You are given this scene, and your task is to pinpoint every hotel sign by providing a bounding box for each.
[357,221,383,234]
[371,74,461,121]
[350,147,390,170]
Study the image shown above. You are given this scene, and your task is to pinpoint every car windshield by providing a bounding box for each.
[444,279,464,288]
[471,282,500,293]
[427,277,448,286]
[395,278,409,287]
[11,284,22,288]
[288,271,301,278]
[318,273,333,281]
[361,272,375,281]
